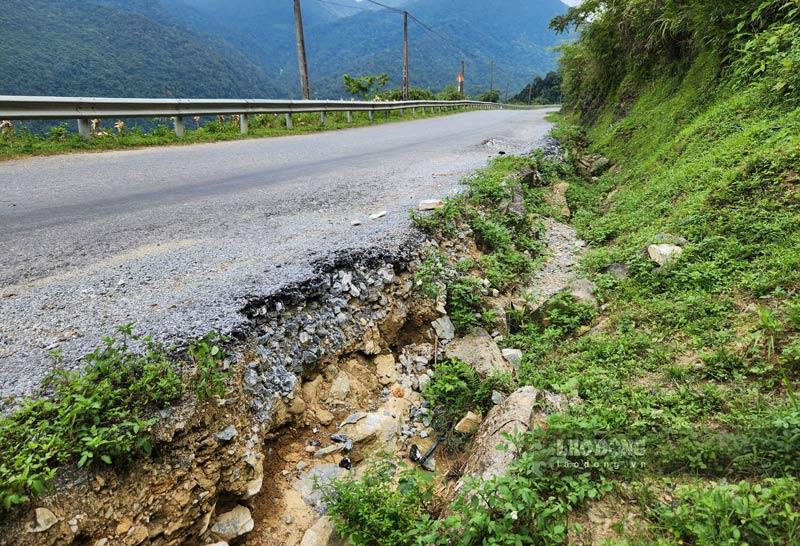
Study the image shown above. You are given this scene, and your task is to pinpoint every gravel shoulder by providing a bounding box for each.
[0,109,555,400]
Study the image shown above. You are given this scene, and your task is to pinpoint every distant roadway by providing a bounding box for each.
[0,109,555,399]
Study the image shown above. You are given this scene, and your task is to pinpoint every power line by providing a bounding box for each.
[362,0,404,14]
[314,0,378,12]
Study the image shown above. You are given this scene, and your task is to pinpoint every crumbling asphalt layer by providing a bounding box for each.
[0,109,556,400]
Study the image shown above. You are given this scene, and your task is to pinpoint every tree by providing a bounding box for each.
[475,89,501,103]
[343,73,389,99]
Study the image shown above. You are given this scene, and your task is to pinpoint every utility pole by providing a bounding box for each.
[457,60,465,96]
[505,82,510,103]
[294,0,311,100]
[527,82,533,105]
[489,61,495,95]
[403,11,409,100]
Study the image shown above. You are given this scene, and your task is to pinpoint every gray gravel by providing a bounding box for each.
[0,109,555,400]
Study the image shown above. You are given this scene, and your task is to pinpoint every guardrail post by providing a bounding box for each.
[285,113,293,129]
[421,106,426,115]
[385,110,390,119]
[320,111,327,125]
[368,111,374,122]
[412,107,417,116]
[240,114,249,135]
[173,117,185,137]
[347,111,352,123]
[77,119,91,139]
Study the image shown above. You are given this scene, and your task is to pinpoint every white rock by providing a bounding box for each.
[351,220,362,226]
[374,354,399,386]
[501,348,523,368]
[418,199,445,211]
[445,328,514,377]
[300,516,346,546]
[647,244,683,266]
[329,371,350,401]
[369,211,387,220]
[29,507,58,533]
[431,316,455,341]
[211,505,254,541]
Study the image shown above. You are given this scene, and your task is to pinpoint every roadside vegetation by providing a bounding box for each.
[0,326,229,511]
[0,104,465,162]
[322,1,800,544]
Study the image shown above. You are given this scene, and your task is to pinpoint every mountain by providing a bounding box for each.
[0,0,278,98]
[164,0,568,99]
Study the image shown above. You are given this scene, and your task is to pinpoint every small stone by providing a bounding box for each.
[351,220,362,226]
[30,508,58,533]
[314,444,344,457]
[296,461,308,471]
[417,374,430,392]
[647,244,683,267]
[210,505,254,541]
[214,425,238,443]
[600,262,630,279]
[94,540,109,546]
[341,412,366,426]
[501,348,523,368]
[418,199,445,211]
[329,371,351,401]
[369,211,387,220]
[591,156,611,175]
[115,517,133,536]
[419,431,429,439]
[316,408,334,426]
[455,411,482,434]
[491,391,506,405]
[431,316,455,341]
[421,457,436,471]
[374,354,399,385]
[285,516,294,525]
[330,433,349,443]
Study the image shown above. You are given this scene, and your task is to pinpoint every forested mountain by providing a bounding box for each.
[0,0,566,99]
[0,0,278,98]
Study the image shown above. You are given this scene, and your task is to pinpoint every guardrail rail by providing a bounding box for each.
[0,96,531,138]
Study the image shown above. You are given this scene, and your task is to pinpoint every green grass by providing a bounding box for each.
[0,105,485,161]
[0,325,229,511]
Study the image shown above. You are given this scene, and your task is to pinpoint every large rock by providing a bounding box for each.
[591,156,611,175]
[431,316,455,341]
[210,505,254,542]
[28,508,58,533]
[445,328,513,377]
[337,411,402,448]
[501,348,523,368]
[568,279,598,308]
[374,354,399,386]
[454,412,482,434]
[457,387,541,486]
[329,371,350,401]
[418,199,445,211]
[293,465,348,508]
[647,244,683,267]
[300,516,346,546]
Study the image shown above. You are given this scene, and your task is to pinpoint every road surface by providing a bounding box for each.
[0,109,555,399]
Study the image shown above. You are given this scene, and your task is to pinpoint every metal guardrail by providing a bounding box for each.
[0,96,528,138]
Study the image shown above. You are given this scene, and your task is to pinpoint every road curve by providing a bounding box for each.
[0,109,555,399]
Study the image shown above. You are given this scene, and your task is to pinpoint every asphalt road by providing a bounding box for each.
[0,109,555,399]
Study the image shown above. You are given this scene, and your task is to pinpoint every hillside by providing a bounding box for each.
[165,0,567,98]
[0,0,278,98]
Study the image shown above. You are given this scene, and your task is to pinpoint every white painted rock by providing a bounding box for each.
[369,211,387,220]
[210,505,254,541]
[647,244,683,266]
[418,199,445,211]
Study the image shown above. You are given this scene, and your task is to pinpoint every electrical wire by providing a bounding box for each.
[314,0,379,12]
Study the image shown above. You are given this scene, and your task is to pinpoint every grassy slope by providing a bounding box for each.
[537,50,800,543]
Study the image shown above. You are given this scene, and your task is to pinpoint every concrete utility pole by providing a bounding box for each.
[403,11,409,100]
[294,0,311,100]
[457,60,465,96]
[489,61,495,95]
[505,82,510,103]
[527,82,533,105]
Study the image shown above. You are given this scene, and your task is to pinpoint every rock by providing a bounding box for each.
[520,169,546,187]
[314,444,344,457]
[288,396,307,415]
[369,211,387,220]
[591,156,611,175]
[506,185,527,219]
[600,263,630,279]
[501,348,523,368]
[421,457,436,472]
[351,220,362,226]
[329,371,351,401]
[341,412,366,426]
[214,425,237,443]
[29,507,58,533]
[546,182,571,219]
[115,518,133,536]
[206,543,229,546]
[647,244,683,267]
[568,279,598,308]
[418,199,445,211]
[300,516,346,546]
[210,505,254,542]
[94,540,109,546]
[338,411,402,447]
[125,526,149,545]
[491,390,506,405]
[417,374,430,392]
[445,328,514,377]
[454,411,482,434]
[293,464,347,507]
[431,316,455,341]
[374,354,399,386]
[316,408,335,426]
